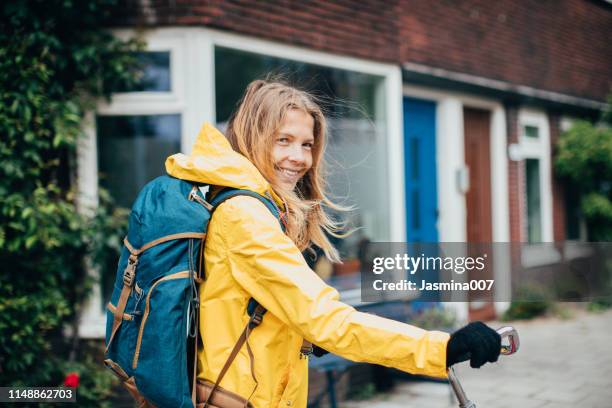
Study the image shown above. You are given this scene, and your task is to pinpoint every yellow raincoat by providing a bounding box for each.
[165,123,449,407]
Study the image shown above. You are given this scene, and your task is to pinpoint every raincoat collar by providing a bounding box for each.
[165,122,285,210]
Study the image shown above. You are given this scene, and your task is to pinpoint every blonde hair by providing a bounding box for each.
[226,79,347,262]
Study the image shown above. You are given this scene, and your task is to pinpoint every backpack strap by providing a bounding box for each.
[203,304,266,408]
[105,232,206,354]
[202,189,284,407]
[209,188,286,232]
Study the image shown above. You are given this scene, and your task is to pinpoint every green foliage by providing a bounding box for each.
[502,284,553,320]
[555,103,612,240]
[36,355,118,408]
[0,0,139,401]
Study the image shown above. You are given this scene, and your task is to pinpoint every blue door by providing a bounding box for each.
[403,97,438,243]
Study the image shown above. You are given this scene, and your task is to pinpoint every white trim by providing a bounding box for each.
[518,109,554,243]
[77,113,107,338]
[77,113,99,212]
[386,69,407,241]
[210,29,399,78]
[97,33,187,114]
[518,109,559,268]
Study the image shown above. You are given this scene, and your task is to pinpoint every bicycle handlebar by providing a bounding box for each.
[448,326,520,408]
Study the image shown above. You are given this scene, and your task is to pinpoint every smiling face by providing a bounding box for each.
[271,108,315,191]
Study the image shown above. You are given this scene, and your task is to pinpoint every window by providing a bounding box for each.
[518,110,556,267]
[95,46,183,304]
[518,116,553,244]
[115,51,171,93]
[523,125,539,139]
[214,46,391,265]
[97,114,181,207]
[525,158,541,243]
[78,33,187,338]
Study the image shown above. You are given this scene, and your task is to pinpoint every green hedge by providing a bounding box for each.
[555,99,612,241]
[0,1,140,404]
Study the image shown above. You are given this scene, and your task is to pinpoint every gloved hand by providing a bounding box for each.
[446,321,501,368]
[312,345,329,357]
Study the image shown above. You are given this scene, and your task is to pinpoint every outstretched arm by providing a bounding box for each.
[216,195,450,379]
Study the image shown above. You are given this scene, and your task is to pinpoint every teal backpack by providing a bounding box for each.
[104,175,282,407]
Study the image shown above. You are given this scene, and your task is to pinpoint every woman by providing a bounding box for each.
[165,79,500,407]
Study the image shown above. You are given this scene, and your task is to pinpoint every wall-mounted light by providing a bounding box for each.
[456,166,470,194]
[508,143,523,161]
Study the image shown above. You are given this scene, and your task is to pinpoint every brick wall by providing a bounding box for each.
[505,104,522,243]
[548,111,567,242]
[399,0,612,102]
[117,0,612,102]
[119,0,401,62]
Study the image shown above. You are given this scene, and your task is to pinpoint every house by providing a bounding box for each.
[78,0,611,403]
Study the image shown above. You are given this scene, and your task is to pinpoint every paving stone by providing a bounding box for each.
[344,309,612,407]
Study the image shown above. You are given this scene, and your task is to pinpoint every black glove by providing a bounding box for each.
[312,345,329,357]
[446,321,501,368]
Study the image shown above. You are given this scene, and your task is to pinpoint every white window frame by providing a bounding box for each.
[518,109,560,267]
[77,27,402,337]
[78,30,190,338]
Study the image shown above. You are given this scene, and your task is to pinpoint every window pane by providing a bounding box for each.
[524,125,539,138]
[214,47,379,123]
[115,51,171,92]
[96,114,181,208]
[97,114,181,304]
[526,159,542,242]
[214,46,388,279]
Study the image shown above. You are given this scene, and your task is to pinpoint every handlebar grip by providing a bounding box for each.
[497,326,520,355]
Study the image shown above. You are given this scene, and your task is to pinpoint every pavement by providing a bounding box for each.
[342,307,612,408]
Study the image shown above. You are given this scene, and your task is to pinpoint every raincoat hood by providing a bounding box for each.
[165,122,284,208]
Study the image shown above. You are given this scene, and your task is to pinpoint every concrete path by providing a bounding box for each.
[342,308,612,408]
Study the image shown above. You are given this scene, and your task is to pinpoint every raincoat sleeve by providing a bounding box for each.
[217,195,450,379]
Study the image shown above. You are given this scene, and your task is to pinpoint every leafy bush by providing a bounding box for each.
[555,99,612,241]
[0,0,140,402]
[502,284,553,320]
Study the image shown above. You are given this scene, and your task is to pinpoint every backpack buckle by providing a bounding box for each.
[249,311,264,327]
[123,256,138,287]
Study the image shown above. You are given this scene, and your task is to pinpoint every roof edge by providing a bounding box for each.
[402,62,608,114]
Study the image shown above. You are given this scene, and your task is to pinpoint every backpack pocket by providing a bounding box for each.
[133,270,193,407]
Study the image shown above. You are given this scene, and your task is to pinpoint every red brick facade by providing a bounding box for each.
[118,0,612,102]
[548,111,567,242]
[505,104,522,242]
[399,0,612,103]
